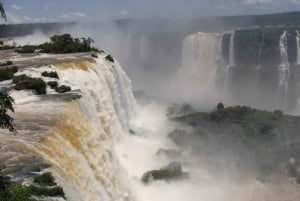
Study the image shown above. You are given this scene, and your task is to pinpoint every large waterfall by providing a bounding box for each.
[180,32,222,87]
[2,53,138,201]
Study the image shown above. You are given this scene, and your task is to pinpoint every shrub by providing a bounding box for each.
[13,76,46,95]
[47,81,58,89]
[12,74,30,84]
[15,45,36,54]
[0,68,15,81]
[7,184,32,201]
[38,34,96,54]
[29,185,64,197]
[33,172,56,186]
[41,71,59,79]
[55,85,71,93]
[105,55,114,62]
[28,78,46,95]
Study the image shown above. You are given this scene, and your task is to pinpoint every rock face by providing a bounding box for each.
[156,149,181,159]
[141,162,188,184]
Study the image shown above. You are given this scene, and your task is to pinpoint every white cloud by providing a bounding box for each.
[61,12,86,19]
[10,4,23,11]
[6,12,23,23]
[244,0,273,5]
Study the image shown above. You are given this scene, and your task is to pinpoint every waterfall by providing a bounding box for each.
[296,31,300,65]
[224,32,235,91]
[256,33,265,84]
[278,31,290,106]
[180,32,222,87]
[8,54,138,201]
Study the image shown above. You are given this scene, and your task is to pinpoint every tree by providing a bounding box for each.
[0,1,6,21]
[0,3,16,134]
[0,92,16,133]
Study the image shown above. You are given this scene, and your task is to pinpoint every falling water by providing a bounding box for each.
[3,54,138,201]
[256,33,265,84]
[296,31,300,65]
[278,31,290,107]
[224,32,235,91]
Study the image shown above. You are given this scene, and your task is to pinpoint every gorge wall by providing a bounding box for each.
[181,27,300,112]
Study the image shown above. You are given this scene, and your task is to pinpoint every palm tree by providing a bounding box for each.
[0,93,16,133]
[0,1,6,21]
[0,3,15,134]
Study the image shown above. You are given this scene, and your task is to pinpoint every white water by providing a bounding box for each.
[6,54,138,201]
[224,32,235,92]
[278,31,290,107]
[256,33,265,85]
[296,31,300,65]
[180,32,222,87]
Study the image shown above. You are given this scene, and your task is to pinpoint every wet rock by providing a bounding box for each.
[141,161,189,184]
[55,85,71,93]
[105,55,114,62]
[156,149,181,159]
[41,71,59,79]
[47,81,58,89]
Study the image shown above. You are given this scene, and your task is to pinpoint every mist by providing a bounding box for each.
[10,10,300,201]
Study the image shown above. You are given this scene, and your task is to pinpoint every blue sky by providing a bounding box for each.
[2,0,300,23]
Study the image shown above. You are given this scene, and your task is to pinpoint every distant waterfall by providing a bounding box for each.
[256,33,265,84]
[224,32,235,91]
[278,31,290,106]
[180,32,222,87]
[296,31,300,65]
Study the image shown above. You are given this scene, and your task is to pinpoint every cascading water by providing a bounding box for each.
[180,32,222,87]
[256,33,265,85]
[278,31,290,107]
[296,31,300,65]
[224,32,235,91]
[3,54,138,201]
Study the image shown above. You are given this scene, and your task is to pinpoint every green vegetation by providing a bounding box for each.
[33,172,55,186]
[41,71,59,79]
[170,103,300,178]
[38,34,97,54]
[55,85,71,93]
[0,166,65,200]
[12,74,30,84]
[142,162,188,184]
[29,185,64,197]
[0,1,6,22]
[15,34,100,54]
[15,45,36,54]
[105,55,114,63]
[0,93,16,133]
[0,67,18,81]
[13,75,46,95]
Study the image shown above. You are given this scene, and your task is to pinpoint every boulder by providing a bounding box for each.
[156,149,181,159]
[56,85,71,93]
[141,161,189,184]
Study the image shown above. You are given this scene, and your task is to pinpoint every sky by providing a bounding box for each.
[2,0,300,23]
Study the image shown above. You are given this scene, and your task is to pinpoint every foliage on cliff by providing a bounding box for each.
[170,103,300,177]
